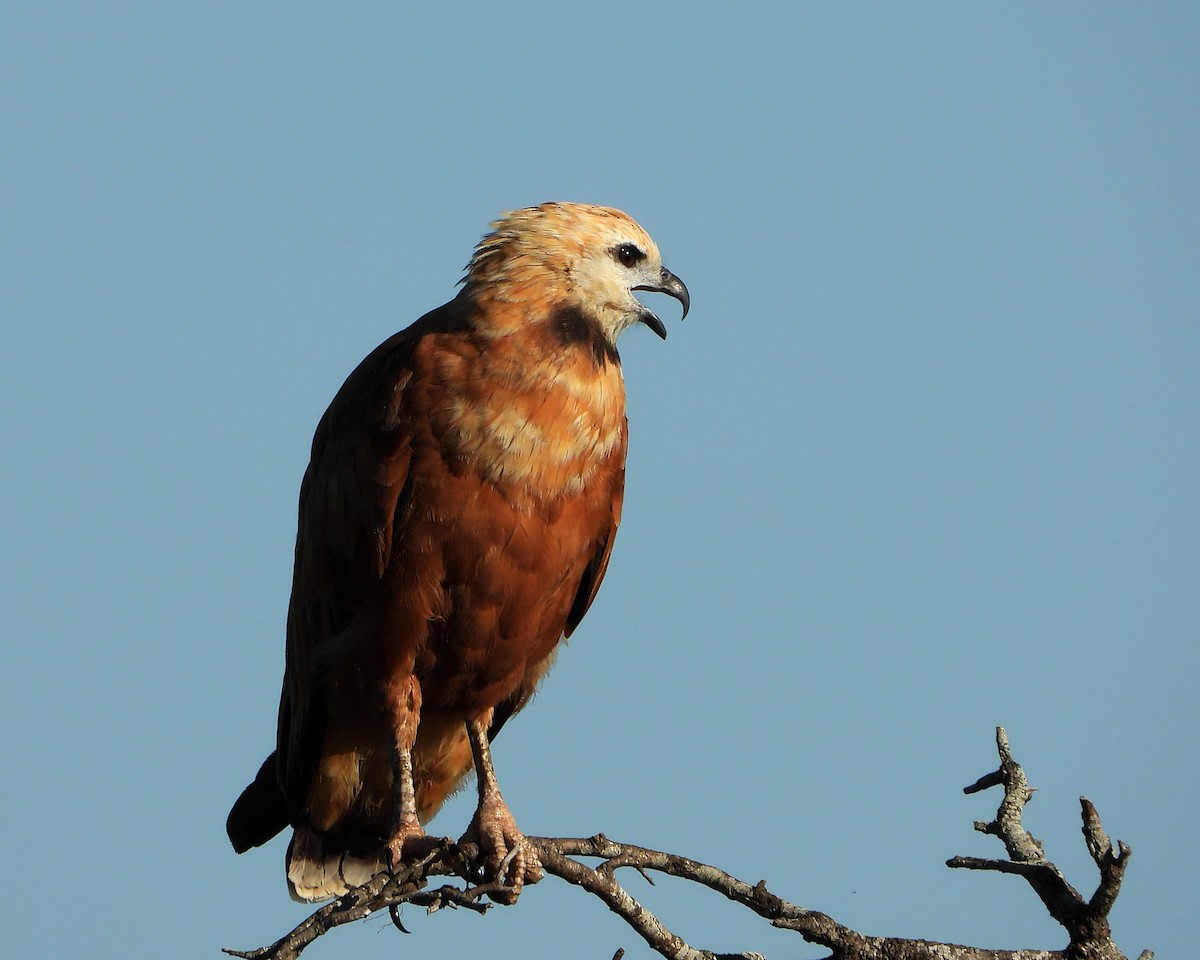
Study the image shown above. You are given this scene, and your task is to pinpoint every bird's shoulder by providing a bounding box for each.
[312,296,472,441]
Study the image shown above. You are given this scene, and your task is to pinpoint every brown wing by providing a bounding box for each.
[228,311,430,851]
[565,445,625,639]
[276,299,470,816]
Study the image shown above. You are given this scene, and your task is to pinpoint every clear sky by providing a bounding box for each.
[3,4,1195,958]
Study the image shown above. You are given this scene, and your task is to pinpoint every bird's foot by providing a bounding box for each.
[459,795,542,903]
[385,819,446,876]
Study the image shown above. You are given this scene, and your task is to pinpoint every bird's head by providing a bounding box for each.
[463,202,689,349]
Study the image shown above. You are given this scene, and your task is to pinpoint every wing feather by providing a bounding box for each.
[276,300,467,814]
[564,459,625,638]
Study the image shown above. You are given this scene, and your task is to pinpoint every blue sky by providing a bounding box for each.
[3,4,1196,958]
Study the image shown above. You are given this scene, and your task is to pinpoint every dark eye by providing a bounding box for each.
[613,243,646,267]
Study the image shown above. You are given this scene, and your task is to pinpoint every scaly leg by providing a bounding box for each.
[384,676,438,870]
[460,708,543,901]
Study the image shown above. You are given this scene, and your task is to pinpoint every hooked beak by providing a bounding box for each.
[633,267,689,339]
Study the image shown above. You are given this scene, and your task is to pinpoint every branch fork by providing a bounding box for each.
[226,728,1149,960]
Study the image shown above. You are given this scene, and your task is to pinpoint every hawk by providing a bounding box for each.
[226,202,688,901]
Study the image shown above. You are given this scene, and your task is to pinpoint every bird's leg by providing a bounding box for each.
[460,708,542,902]
[384,677,437,871]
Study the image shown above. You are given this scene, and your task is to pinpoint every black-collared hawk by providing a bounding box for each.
[226,202,689,901]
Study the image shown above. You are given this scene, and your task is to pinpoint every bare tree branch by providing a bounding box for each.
[225,728,1151,960]
[946,728,1137,957]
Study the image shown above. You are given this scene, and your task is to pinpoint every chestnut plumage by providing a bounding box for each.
[227,202,686,901]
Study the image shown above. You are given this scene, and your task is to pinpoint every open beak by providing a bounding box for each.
[633,267,690,339]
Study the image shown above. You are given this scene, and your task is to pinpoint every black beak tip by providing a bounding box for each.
[662,268,689,321]
[674,281,690,321]
[644,313,668,339]
[634,267,689,336]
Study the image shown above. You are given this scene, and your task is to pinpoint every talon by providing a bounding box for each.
[497,845,520,876]
[388,904,410,933]
[386,823,444,874]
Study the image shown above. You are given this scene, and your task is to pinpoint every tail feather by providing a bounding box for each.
[286,827,386,902]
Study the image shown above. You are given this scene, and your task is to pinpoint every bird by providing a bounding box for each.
[226,202,688,902]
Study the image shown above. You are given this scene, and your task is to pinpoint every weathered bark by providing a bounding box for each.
[224,729,1151,960]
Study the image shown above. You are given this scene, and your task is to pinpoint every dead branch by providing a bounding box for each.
[224,728,1150,960]
[946,728,1138,959]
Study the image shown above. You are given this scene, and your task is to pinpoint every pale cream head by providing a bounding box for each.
[463,202,689,344]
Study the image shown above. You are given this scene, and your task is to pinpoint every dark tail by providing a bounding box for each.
[227,752,290,853]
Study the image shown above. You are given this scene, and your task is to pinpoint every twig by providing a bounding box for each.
[947,727,1139,959]
[225,729,1148,960]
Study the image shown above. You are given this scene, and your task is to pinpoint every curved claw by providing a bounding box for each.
[461,710,543,901]
[386,826,446,875]
[460,803,542,902]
